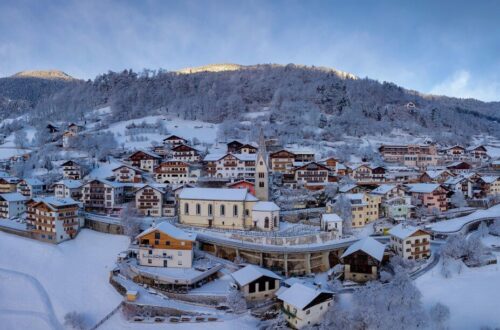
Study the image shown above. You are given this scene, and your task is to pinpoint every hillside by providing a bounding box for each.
[12,70,76,81]
[0,71,80,119]
[1,64,499,146]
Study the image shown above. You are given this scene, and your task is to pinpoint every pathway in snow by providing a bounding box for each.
[0,268,63,330]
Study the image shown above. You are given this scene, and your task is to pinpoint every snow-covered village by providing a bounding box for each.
[1,1,500,330]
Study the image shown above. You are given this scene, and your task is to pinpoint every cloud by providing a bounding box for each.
[430,70,500,102]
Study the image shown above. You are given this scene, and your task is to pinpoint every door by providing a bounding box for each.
[163,260,168,267]
[208,219,213,228]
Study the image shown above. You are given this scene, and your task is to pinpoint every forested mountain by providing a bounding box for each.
[0,70,78,118]
[1,64,499,145]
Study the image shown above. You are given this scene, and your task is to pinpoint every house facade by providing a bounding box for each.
[135,185,168,217]
[278,283,333,329]
[231,265,281,302]
[54,180,83,200]
[136,222,196,268]
[17,178,44,198]
[154,161,198,184]
[82,179,124,212]
[389,224,431,260]
[61,160,82,180]
[26,197,81,243]
[178,188,260,230]
[406,183,448,212]
[112,165,143,183]
[0,192,27,219]
[127,150,162,172]
[379,144,438,169]
[341,237,385,283]
[171,144,201,163]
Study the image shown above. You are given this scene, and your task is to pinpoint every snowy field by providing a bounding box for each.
[0,230,130,329]
[416,255,500,329]
[103,115,219,151]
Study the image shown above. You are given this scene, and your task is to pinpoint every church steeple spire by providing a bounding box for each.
[254,128,269,201]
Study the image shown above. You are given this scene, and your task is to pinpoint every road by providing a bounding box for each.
[0,267,63,330]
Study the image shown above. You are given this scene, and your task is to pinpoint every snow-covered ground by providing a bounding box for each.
[102,115,219,151]
[0,229,130,328]
[416,257,500,329]
[102,312,260,330]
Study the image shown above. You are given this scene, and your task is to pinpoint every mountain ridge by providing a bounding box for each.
[11,70,76,81]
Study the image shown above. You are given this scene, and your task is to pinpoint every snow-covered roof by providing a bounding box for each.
[424,170,447,179]
[137,221,196,241]
[203,153,225,161]
[444,175,470,185]
[405,183,441,193]
[0,192,27,202]
[231,265,281,287]
[55,179,83,189]
[341,237,385,262]
[371,184,396,195]
[322,213,342,223]
[87,178,123,188]
[277,283,331,310]
[339,184,358,193]
[389,224,429,240]
[179,188,258,202]
[252,201,280,212]
[0,177,20,183]
[130,149,162,159]
[21,178,43,186]
[480,176,499,184]
[233,153,256,161]
[112,164,142,172]
[33,197,79,209]
[344,193,365,201]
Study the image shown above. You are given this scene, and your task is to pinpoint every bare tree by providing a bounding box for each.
[63,311,89,330]
[121,203,141,241]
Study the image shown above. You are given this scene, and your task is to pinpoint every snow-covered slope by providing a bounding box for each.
[0,230,130,327]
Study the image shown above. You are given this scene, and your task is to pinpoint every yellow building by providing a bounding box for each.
[345,193,381,228]
[178,188,259,230]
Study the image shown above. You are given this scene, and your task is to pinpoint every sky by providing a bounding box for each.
[0,0,499,101]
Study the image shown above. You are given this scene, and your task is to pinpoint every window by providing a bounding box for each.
[148,259,152,264]
[178,251,182,256]
[155,232,160,239]
[245,209,249,216]
[149,249,153,255]
[274,216,278,227]
[220,205,225,216]
[196,203,201,215]
[259,182,265,188]
[233,205,238,217]
[184,203,189,214]
[264,217,270,228]
[208,204,213,216]
[258,172,265,178]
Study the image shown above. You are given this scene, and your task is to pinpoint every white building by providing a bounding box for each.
[320,213,343,236]
[231,265,282,301]
[136,222,196,268]
[0,192,27,219]
[17,178,44,198]
[277,283,333,329]
[112,165,143,183]
[251,201,280,231]
[134,184,169,217]
[54,180,83,200]
[389,224,431,260]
